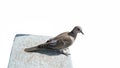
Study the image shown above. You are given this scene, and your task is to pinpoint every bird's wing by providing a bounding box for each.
[45,39,65,49]
[45,32,73,49]
[46,39,58,46]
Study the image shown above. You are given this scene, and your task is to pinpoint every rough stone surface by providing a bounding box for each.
[8,34,72,68]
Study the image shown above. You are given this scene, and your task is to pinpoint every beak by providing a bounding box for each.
[80,30,84,35]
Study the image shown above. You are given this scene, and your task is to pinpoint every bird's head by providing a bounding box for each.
[73,26,84,35]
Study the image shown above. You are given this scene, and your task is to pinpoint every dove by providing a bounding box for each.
[24,26,84,56]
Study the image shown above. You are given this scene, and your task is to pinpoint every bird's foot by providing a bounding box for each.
[59,48,71,56]
[61,52,71,56]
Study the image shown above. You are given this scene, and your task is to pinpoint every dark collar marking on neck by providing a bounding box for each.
[68,31,77,39]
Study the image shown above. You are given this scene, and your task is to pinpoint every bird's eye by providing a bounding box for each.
[77,28,80,31]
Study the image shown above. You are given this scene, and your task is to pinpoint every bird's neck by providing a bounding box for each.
[68,30,77,39]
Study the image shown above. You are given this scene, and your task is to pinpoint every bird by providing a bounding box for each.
[24,26,84,56]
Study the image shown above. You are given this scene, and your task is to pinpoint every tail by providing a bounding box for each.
[24,43,47,52]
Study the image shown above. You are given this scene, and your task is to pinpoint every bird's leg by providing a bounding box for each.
[59,48,71,56]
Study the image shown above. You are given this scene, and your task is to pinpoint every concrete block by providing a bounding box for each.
[8,34,73,68]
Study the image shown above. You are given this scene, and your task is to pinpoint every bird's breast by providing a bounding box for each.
[69,36,75,43]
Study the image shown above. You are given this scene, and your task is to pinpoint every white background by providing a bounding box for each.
[0,0,120,68]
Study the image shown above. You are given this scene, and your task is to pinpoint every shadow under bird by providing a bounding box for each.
[24,26,84,56]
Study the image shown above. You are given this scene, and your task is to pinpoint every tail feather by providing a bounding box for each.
[24,43,48,52]
[24,46,40,52]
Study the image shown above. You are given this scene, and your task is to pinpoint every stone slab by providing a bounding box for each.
[8,34,72,68]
